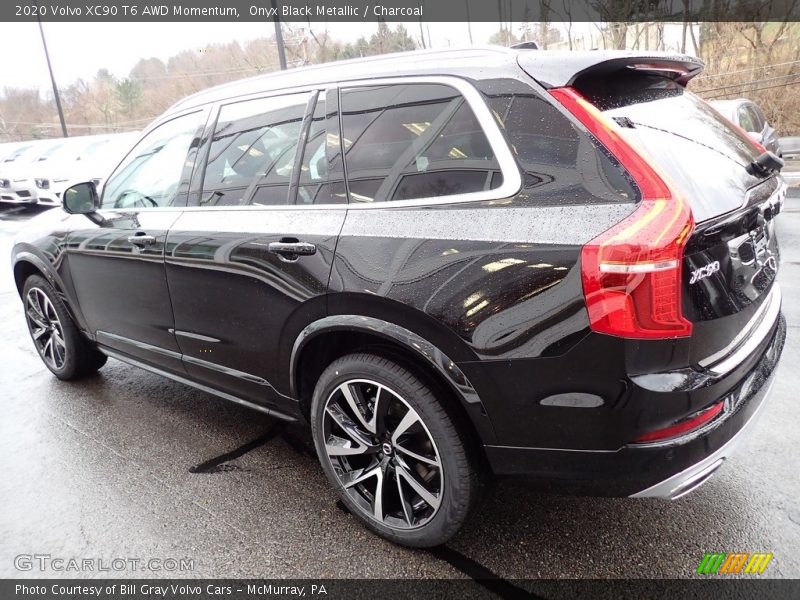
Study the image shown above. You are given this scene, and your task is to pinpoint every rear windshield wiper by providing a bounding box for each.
[627,119,781,179]
[628,120,749,170]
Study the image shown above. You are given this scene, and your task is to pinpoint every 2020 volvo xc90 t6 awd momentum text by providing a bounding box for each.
[11,47,786,547]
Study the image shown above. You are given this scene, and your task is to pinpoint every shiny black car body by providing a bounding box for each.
[11,47,786,546]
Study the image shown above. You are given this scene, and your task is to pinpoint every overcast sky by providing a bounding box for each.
[2,21,516,90]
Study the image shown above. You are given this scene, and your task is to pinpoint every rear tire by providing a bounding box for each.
[311,352,481,547]
[22,274,107,380]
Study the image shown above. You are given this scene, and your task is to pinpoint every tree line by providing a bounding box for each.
[1,20,799,141]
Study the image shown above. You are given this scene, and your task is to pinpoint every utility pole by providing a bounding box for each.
[271,0,287,70]
[466,0,473,44]
[36,9,68,137]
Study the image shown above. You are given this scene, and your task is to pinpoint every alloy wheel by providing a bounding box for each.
[25,287,67,370]
[321,379,443,530]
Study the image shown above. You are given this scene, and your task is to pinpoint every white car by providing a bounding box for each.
[34,133,140,206]
[0,142,31,162]
[709,98,781,156]
[0,140,63,205]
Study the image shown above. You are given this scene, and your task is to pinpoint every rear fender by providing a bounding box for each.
[290,314,496,444]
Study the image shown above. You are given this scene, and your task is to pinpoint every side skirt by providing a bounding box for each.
[99,347,300,424]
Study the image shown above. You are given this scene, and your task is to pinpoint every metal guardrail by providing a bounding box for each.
[779,137,800,186]
[779,136,800,158]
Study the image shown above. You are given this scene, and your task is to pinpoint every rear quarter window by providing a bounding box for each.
[478,78,638,205]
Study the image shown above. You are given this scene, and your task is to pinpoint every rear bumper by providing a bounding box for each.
[629,374,774,498]
[484,312,785,497]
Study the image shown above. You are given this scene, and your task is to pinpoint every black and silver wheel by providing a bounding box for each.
[26,286,67,371]
[23,274,107,380]
[311,353,481,547]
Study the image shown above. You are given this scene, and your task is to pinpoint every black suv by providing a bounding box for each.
[12,47,786,547]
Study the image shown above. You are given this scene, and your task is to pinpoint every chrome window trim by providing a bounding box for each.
[96,75,522,213]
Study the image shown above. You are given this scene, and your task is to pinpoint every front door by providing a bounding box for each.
[65,109,208,372]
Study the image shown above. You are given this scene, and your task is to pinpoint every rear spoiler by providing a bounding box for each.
[518,51,704,89]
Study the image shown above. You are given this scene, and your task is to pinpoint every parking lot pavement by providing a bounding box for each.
[0,202,798,581]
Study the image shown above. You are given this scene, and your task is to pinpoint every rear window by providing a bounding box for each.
[577,74,762,222]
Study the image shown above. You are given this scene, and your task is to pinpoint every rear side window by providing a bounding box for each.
[737,104,758,133]
[577,73,762,222]
[744,104,764,132]
[201,92,311,206]
[339,83,502,203]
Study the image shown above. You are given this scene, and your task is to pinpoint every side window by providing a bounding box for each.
[339,83,502,203]
[482,80,637,203]
[746,105,764,131]
[295,92,347,205]
[737,105,757,133]
[103,111,205,209]
[201,93,311,207]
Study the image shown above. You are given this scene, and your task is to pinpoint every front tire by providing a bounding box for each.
[311,353,481,547]
[23,274,107,380]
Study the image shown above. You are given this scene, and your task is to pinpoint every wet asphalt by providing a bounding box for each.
[0,199,798,581]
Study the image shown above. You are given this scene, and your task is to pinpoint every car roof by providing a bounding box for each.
[169,46,519,112]
[166,46,705,115]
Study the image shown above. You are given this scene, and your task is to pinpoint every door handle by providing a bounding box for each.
[268,240,317,259]
[127,233,157,246]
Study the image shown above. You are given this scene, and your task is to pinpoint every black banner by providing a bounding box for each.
[2,0,800,23]
[3,579,800,600]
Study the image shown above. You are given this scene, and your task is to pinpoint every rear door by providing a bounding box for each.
[164,89,347,412]
[569,69,783,369]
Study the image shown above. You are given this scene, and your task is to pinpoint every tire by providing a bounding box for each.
[22,274,107,380]
[311,352,481,547]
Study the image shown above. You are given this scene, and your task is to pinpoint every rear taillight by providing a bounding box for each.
[549,87,694,339]
[633,400,725,443]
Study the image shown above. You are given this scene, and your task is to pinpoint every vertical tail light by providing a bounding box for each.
[549,87,694,339]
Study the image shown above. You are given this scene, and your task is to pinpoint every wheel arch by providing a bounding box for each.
[13,252,89,336]
[290,315,497,446]
[13,257,44,297]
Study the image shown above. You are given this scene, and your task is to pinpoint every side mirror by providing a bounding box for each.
[63,181,100,215]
